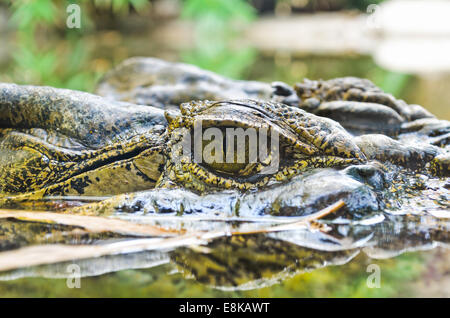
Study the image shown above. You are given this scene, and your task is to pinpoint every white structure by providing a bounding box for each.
[373,0,450,73]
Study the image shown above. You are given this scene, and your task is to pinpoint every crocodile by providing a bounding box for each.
[0,58,449,213]
[0,58,449,288]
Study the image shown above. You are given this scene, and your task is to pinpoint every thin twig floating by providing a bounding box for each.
[229,200,345,235]
[0,210,181,237]
[0,234,207,272]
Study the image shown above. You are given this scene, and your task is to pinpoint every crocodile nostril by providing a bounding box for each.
[271,82,300,107]
[343,164,386,190]
[271,81,295,97]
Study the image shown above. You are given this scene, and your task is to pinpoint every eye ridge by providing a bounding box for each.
[209,100,275,119]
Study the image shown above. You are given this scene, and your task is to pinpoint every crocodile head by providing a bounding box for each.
[1,82,447,218]
[77,99,394,217]
[0,84,374,215]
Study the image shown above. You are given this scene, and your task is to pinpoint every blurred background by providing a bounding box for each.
[0,0,449,120]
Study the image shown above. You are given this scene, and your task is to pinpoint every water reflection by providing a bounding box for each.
[171,235,360,290]
[0,208,448,292]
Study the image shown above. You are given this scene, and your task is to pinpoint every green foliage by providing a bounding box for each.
[9,0,57,31]
[182,46,257,79]
[370,68,411,97]
[93,0,150,14]
[345,0,385,11]
[180,0,257,79]
[181,0,255,24]
[2,0,149,91]
[2,0,258,89]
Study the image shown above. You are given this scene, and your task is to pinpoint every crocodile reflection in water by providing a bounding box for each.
[0,58,449,288]
[1,215,448,289]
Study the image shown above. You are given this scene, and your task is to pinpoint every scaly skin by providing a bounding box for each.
[293,77,433,120]
[96,57,273,110]
[0,83,166,207]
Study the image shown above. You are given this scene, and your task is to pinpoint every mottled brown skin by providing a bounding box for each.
[75,93,447,217]
[96,57,272,110]
[97,58,449,141]
[293,77,432,120]
[0,83,166,206]
[289,77,450,174]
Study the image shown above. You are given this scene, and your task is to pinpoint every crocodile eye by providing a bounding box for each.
[196,126,277,178]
